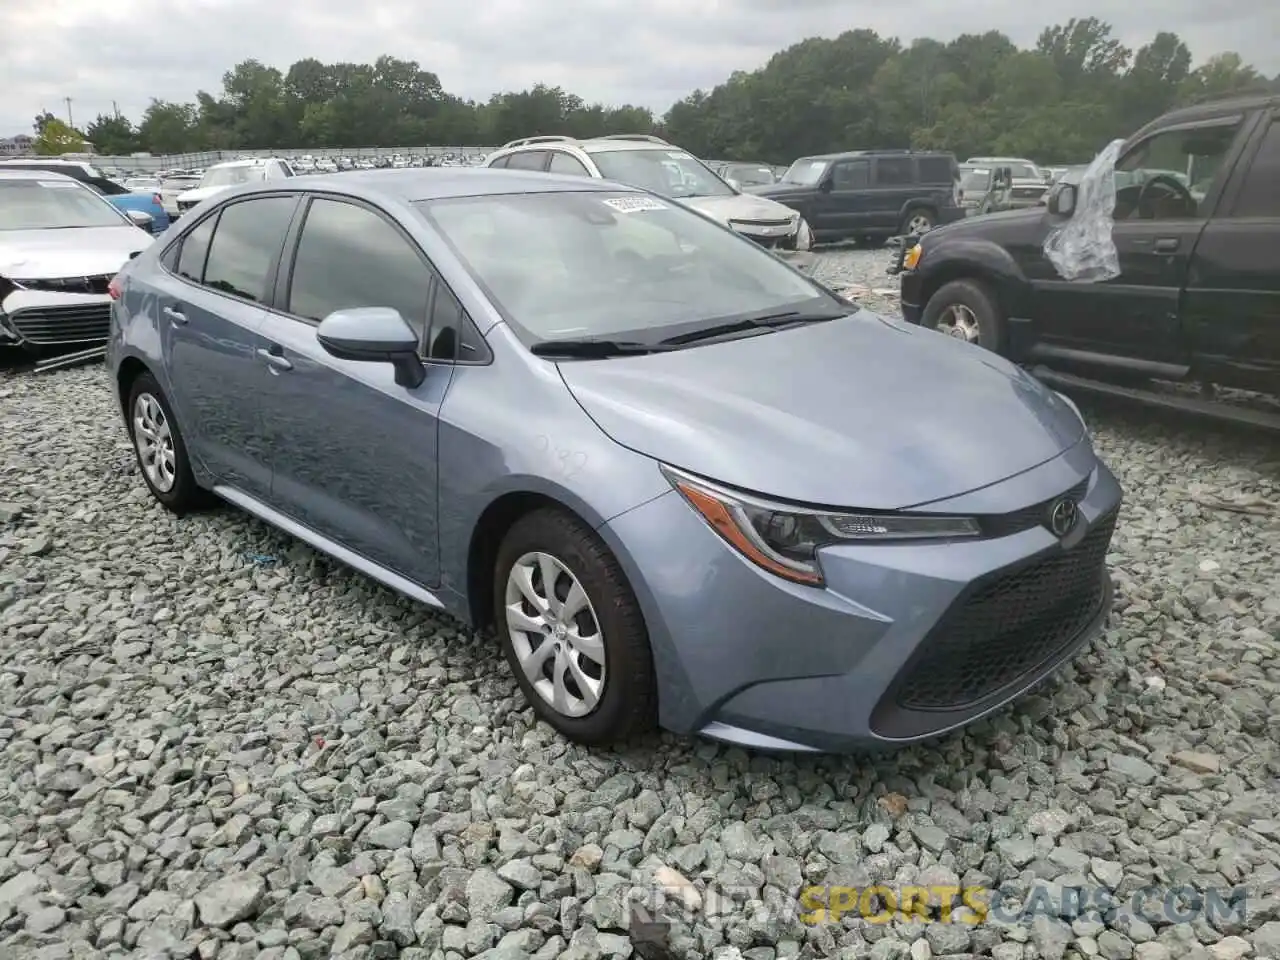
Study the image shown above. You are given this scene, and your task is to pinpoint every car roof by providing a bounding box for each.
[1140,92,1279,132]
[794,150,955,162]
[226,168,634,203]
[0,168,81,182]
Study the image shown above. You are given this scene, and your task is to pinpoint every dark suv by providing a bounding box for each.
[748,150,964,244]
[892,93,1280,427]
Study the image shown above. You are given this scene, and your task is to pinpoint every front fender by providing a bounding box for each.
[915,236,1031,318]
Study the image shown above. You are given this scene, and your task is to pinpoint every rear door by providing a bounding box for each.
[1029,113,1253,364]
[255,195,457,588]
[1181,110,1280,391]
[869,155,917,231]
[153,195,299,498]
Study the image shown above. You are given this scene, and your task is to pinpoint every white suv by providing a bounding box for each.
[175,158,295,214]
[484,135,815,270]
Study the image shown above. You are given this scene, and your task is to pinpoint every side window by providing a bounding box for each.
[1232,121,1280,218]
[458,314,490,363]
[176,215,217,283]
[1115,120,1243,220]
[917,156,955,184]
[831,160,869,190]
[548,152,591,177]
[203,197,296,302]
[874,157,914,186]
[489,155,510,169]
[505,151,549,171]
[287,198,432,339]
[426,285,463,361]
[159,240,181,273]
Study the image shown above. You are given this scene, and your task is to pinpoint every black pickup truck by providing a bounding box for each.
[892,93,1280,429]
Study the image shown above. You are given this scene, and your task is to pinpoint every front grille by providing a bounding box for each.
[893,509,1117,712]
[979,477,1090,537]
[17,274,113,295]
[7,303,111,346]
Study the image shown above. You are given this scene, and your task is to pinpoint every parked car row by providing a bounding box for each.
[0,158,169,232]
[101,163,1122,753]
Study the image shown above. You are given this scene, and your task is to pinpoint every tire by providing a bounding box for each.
[493,507,657,745]
[900,208,936,236]
[921,278,1005,352]
[125,373,209,514]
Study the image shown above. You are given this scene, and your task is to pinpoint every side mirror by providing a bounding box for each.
[316,307,426,389]
[1048,184,1077,218]
[126,209,154,231]
[818,177,833,193]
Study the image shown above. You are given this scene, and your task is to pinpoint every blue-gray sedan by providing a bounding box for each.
[105,168,1122,753]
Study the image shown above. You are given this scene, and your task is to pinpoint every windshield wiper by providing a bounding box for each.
[529,339,673,358]
[658,310,846,346]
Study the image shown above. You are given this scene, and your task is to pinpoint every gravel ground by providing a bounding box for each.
[2,248,1280,960]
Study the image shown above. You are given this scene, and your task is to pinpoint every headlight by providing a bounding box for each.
[902,243,923,271]
[662,465,981,586]
[795,218,813,251]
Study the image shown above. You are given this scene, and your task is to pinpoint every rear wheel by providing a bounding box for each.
[921,279,1004,352]
[901,208,936,236]
[494,508,657,745]
[126,373,210,514]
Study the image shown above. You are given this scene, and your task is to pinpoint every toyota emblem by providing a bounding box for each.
[1049,498,1078,537]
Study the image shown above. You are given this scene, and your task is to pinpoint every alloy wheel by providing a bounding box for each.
[907,213,934,234]
[936,303,981,343]
[132,393,177,492]
[504,551,606,718]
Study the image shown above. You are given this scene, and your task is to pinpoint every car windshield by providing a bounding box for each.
[0,179,125,230]
[781,159,829,185]
[589,148,734,199]
[200,165,264,188]
[726,164,775,186]
[418,190,838,344]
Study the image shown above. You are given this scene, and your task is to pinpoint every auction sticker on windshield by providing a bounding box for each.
[602,197,668,213]
[38,180,80,188]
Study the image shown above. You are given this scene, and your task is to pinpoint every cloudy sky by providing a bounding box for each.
[3,0,1276,136]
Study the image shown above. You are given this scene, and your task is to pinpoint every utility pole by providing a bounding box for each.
[64,97,74,129]
[112,100,120,119]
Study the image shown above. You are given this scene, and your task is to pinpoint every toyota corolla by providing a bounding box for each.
[106,168,1122,752]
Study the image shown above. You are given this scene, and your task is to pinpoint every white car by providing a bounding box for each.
[175,158,295,215]
[484,135,815,270]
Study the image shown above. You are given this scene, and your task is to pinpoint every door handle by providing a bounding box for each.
[1154,237,1180,253]
[162,306,187,325]
[256,347,293,372]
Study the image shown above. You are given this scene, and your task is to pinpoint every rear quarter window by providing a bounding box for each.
[916,157,956,184]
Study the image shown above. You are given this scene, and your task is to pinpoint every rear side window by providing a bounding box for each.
[202,197,296,302]
[917,156,955,184]
[287,198,432,336]
[874,157,914,186]
[548,152,591,177]
[176,216,216,282]
[1232,121,1280,218]
[505,151,549,171]
[489,156,510,168]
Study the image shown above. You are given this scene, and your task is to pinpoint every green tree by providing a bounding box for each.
[85,114,138,155]
[33,118,88,155]
[137,101,198,154]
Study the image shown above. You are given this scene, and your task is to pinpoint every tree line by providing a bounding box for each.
[34,17,1279,165]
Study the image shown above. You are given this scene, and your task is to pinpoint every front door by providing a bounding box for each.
[1029,115,1249,365]
[158,196,299,499]
[816,158,870,237]
[257,195,455,588]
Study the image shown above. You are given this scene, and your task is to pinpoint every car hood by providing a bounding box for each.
[0,226,151,281]
[925,205,1047,242]
[743,183,811,199]
[557,313,1086,509]
[683,194,798,225]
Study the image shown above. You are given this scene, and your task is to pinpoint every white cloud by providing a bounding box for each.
[3,0,1276,135]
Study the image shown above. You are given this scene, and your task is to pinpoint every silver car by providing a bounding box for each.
[484,135,815,271]
[0,169,153,352]
[106,168,1122,753]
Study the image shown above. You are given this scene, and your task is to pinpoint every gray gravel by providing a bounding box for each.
[2,248,1280,960]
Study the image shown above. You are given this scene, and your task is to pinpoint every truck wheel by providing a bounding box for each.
[900,208,936,235]
[921,279,1004,352]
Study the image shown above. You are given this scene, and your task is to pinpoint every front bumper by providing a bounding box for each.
[1,289,113,350]
[601,444,1121,752]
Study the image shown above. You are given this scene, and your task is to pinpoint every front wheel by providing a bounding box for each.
[920,279,1004,352]
[126,373,210,514]
[494,508,657,745]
